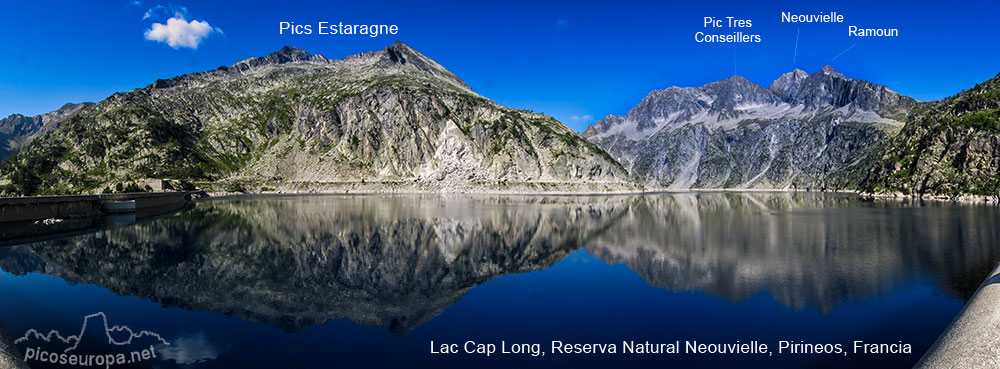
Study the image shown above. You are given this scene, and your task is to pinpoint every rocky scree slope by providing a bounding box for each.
[0,42,629,196]
[583,66,917,190]
[862,73,1000,197]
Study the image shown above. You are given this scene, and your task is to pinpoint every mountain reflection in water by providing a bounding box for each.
[1,193,997,334]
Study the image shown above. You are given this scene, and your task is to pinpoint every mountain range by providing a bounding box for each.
[0,42,997,199]
[583,66,917,190]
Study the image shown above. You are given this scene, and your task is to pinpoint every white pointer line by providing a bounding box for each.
[733,48,737,75]
[830,42,859,62]
[793,27,800,64]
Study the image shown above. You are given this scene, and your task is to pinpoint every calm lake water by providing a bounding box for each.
[1,193,998,368]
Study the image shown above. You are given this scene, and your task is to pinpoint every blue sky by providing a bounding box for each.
[1,0,998,132]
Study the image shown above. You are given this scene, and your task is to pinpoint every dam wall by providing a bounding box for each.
[0,192,192,224]
[917,262,1000,368]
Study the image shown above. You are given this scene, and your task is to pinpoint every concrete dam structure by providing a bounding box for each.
[0,192,197,247]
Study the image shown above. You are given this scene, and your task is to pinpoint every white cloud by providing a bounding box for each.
[570,114,594,122]
[144,15,220,49]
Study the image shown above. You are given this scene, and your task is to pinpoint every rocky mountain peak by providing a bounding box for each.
[764,66,915,112]
[377,41,435,69]
[0,113,26,124]
[820,65,845,78]
[270,45,317,62]
[376,41,471,90]
[724,74,747,82]
[383,41,419,62]
[46,103,92,119]
[704,74,779,117]
[230,45,328,71]
[789,68,809,78]
[767,69,809,100]
[708,75,760,92]
[337,41,470,91]
[706,74,764,92]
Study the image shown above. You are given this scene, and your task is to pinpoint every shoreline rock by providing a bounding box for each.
[860,191,1000,204]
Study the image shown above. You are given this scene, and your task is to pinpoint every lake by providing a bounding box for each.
[1,193,998,368]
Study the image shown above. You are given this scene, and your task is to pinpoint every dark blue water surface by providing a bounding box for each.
[1,193,998,369]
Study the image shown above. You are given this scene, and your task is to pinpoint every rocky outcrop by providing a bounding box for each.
[583,67,917,190]
[0,42,629,196]
[862,73,1000,197]
[0,102,92,161]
